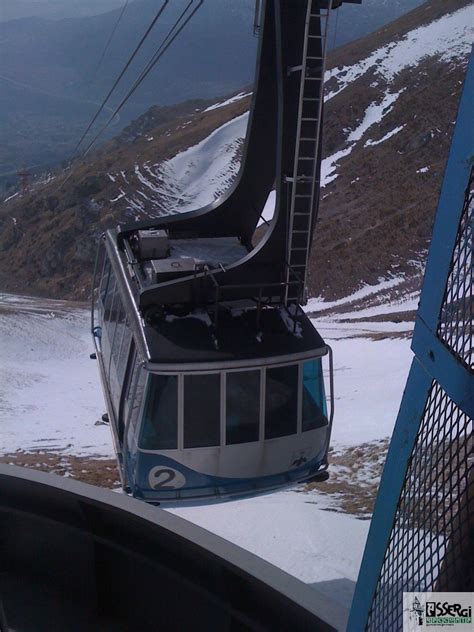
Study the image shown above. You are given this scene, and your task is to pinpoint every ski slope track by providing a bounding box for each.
[118,113,249,218]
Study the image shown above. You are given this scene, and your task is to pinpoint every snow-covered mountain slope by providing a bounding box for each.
[0,0,471,301]
[326,5,472,99]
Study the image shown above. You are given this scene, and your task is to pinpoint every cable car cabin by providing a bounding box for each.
[89,0,357,501]
[92,229,332,502]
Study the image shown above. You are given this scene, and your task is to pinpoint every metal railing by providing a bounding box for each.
[348,53,474,631]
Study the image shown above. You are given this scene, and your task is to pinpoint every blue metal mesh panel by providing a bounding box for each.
[349,55,474,632]
[366,380,473,631]
[438,167,473,369]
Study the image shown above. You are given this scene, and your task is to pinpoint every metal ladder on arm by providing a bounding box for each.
[284,0,333,305]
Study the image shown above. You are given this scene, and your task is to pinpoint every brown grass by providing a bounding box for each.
[0,452,120,489]
[303,439,390,518]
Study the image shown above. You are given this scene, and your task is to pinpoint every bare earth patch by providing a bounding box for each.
[0,452,120,489]
[303,439,390,519]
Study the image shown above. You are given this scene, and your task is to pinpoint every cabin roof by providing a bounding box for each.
[104,231,326,369]
[142,304,326,368]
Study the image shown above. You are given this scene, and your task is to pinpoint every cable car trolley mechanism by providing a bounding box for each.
[91,0,358,502]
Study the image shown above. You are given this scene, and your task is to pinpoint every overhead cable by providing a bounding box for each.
[92,0,131,81]
[331,5,340,50]
[73,0,169,155]
[82,0,204,157]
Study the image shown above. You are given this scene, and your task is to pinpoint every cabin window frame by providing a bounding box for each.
[137,355,328,453]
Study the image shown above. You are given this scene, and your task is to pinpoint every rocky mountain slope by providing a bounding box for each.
[310,0,472,299]
[327,0,425,48]
[0,0,472,301]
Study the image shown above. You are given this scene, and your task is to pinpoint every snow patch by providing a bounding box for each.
[325,5,473,101]
[3,192,19,204]
[168,491,369,590]
[0,296,112,457]
[365,124,405,147]
[319,335,411,446]
[110,190,126,203]
[258,190,276,226]
[331,294,420,320]
[160,113,248,209]
[321,90,404,186]
[306,276,407,312]
[204,92,252,112]
[347,90,404,143]
[321,146,353,187]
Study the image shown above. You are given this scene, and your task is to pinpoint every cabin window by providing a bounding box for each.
[103,272,116,323]
[226,370,260,444]
[140,375,178,450]
[127,360,147,443]
[101,273,116,374]
[302,359,328,431]
[107,284,125,409]
[99,258,110,296]
[110,293,126,370]
[98,258,110,319]
[116,319,132,387]
[184,374,221,448]
[265,364,298,439]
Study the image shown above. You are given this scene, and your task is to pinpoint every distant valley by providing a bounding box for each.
[0,0,424,189]
[0,0,124,21]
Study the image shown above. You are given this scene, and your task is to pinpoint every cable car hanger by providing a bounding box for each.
[91,0,359,503]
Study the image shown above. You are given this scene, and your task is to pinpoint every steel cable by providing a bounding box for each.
[72,0,169,155]
[81,0,203,157]
[91,0,131,83]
